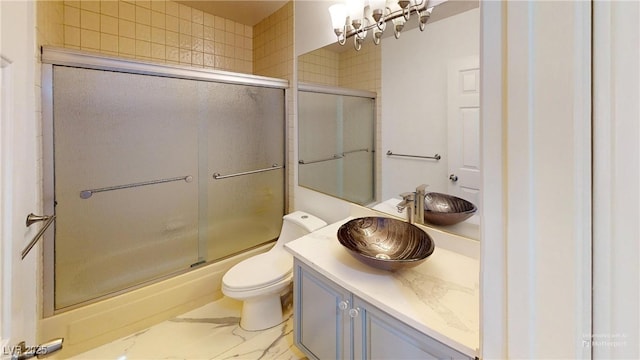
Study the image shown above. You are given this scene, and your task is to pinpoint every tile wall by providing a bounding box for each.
[38,0,254,74]
[253,1,294,81]
[298,43,380,93]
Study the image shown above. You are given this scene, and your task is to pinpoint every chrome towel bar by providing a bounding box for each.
[80,175,193,199]
[386,150,441,161]
[22,213,56,260]
[299,155,343,165]
[213,164,283,180]
[299,148,370,165]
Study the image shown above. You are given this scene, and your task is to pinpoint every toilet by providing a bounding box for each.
[222,211,327,331]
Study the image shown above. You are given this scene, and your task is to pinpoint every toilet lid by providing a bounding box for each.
[223,251,293,291]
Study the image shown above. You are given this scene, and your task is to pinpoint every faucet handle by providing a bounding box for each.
[399,192,415,200]
[415,184,429,193]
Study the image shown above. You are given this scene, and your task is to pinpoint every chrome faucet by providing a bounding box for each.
[397,184,429,225]
[397,192,416,224]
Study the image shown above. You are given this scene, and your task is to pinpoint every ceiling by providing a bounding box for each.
[175,1,289,26]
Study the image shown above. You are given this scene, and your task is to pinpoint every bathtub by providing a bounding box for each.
[38,243,273,359]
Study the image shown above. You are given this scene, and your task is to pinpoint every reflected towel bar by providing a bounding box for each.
[299,155,343,165]
[299,148,370,165]
[386,150,441,160]
[22,213,56,260]
[342,148,370,155]
[80,175,194,199]
[213,164,283,180]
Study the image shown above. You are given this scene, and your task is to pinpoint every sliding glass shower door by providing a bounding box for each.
[51,65,284,310]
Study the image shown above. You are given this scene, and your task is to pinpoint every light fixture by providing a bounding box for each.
[329,0,435,50]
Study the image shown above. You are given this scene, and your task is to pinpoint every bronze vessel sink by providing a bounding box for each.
[337,217,434,271]
[423,192,477,226]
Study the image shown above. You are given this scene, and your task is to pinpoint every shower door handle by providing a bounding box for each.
[21,213,56,260]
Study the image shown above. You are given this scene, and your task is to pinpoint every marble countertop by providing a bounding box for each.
[285,206,480,358]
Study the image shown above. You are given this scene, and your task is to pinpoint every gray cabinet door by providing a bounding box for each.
[294,260,351,360]
[353,296,472,360]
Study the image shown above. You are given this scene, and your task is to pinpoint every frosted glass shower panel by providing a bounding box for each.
[298,90,375,205]
[204,82,285,260]
[53,67,200,309]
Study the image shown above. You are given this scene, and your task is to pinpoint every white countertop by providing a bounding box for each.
[285,207,480,358]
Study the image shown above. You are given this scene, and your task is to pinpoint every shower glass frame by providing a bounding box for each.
[40,47,289,316]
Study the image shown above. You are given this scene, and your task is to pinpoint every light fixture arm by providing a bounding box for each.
[331,0,434,50]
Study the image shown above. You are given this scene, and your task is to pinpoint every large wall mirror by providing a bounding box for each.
[297,0,480,240]
[298,84,376,205]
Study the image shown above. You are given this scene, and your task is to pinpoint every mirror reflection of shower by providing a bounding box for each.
[298,84,376,205]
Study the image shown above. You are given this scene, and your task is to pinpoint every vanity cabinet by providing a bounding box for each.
[293,260,473,360]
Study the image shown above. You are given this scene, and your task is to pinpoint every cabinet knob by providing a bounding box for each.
[338,300,349,311]
[348,307,360,318]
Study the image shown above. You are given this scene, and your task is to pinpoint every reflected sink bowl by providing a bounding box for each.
[337,217,435,271]
[423,192,477,226]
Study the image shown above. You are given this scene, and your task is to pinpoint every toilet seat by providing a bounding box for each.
[222,251,292,291]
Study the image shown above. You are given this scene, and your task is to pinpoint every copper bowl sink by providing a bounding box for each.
[337,217,434,271]
[423,192,477,226]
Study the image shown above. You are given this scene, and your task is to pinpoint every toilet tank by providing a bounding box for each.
[275,211,327,247]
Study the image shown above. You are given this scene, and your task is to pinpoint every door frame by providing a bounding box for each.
[480,1,592,358]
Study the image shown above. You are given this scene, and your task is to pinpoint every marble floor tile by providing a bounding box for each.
[71,297,307,360]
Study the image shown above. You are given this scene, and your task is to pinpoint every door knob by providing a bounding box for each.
[338,300,349,311]
[449,174,458,182]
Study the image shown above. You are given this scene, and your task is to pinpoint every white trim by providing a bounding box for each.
[481,1,592,357]
[41,47,289,89]
[592,1,640,359]
[479,0,507,358]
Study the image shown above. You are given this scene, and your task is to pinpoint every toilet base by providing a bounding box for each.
[239,294,284,331]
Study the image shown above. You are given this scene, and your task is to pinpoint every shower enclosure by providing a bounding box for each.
[41,48,287,313]
[298,83,376,205]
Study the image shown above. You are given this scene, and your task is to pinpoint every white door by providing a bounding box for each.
[447,56,481,209]
[1,0,41,355]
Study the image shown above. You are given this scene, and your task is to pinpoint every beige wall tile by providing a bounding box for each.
[100,1,118,17]
[100,33,118,52]
[151,11,165,28]
[136,23,150,41]
[135,5,150,25]
[203,13,213,27]
[166,45,179,62]
[81,9,100,31]
[135,39,151,57]
[81,1,100,13]
[178,4,190,20]
[166,30,178,47]
[191,8,203,25]
[80,28,100,49]
[151,1,165,13]
[135,1,151,9]
[119,1,135,22]
[151,43,165,59]
[165,1,178,17]
[179,19,191,35]
[64,25,80,46]
[100,14,118,35]
[119,36,135,55]
[64,5,80,27]
[151,27,165,44]
[179,48,191,64]
[165,15,178,32]
[119,19,135,38]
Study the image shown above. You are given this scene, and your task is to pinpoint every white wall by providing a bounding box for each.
[592,1,640,358]
[381,8,479,200]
